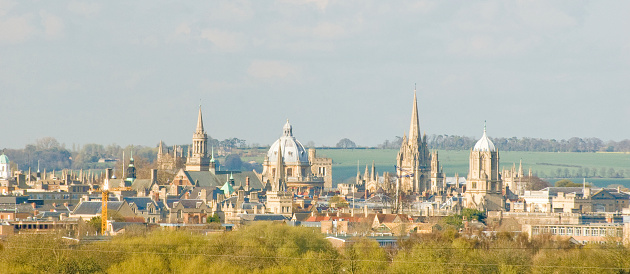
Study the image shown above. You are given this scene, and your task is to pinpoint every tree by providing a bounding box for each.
[524,176,551,191]
[329,195,349,208]
[207,213,221,223]
[554,179,589,187]
[336,138,357,149]
[224,154,243,171]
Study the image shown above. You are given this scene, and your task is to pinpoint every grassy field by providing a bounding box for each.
[313,149,630,188]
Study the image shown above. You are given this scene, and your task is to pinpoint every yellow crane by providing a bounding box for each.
[101,177,131,235]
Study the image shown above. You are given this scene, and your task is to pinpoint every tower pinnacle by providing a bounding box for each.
[408,87,420,144]
[196,106,204,134]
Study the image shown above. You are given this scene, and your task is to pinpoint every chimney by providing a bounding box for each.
[200,189,207,203]
[105,168,113,181]
[245,177,250,192]
[151,169,158,183]
[184,192,190,199]
[364,205,368,218]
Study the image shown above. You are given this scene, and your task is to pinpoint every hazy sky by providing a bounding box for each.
[1,1,629,149]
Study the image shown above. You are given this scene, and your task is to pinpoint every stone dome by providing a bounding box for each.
[0,154,8,164]
[473,125,496,152]
[267,120,309,164]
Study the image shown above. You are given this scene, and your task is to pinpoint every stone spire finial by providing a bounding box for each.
[195,106,204,134]
[283,119,292,137]
[408,86,420,144]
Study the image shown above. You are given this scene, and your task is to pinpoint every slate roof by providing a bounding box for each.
[123,197,156,211]
[241,202,264,210]
[185,170,264,190]
[37,211,66,219]
[292,212,311,222]
[240,214,288,221]
[38,204,71,213]
[0,196,30,204]
[189,187,222,200]
[174,199,205,209]
[131,179,154,192]
[73,201,124,215]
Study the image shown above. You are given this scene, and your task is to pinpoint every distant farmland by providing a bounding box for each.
[314,149,630,188]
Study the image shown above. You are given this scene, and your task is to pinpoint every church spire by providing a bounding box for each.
[408,86,420,144]
[196,105,204,134]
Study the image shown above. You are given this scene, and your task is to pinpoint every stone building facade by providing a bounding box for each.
[395,91,431,194]
[464,124,505,211]
[256,120,328,192]
[185,107,211,172]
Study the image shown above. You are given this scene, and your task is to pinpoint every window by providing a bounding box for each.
[287,168,293,177]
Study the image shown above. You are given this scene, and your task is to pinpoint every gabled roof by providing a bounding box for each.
[174,199,205,209]
[183,170,264,190]
[292,212,312,222]
[221,181,235,196]
[123,197,156,211]
[131,179,154,192]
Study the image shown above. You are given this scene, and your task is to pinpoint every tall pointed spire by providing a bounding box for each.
[275,144,284,191]
[408,86,420,144]
[371,160,376,181]
[196,105,204,134]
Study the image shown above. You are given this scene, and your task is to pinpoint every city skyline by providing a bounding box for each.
[1,1,629,148]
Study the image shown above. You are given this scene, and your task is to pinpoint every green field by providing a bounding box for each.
[313,149,630,188]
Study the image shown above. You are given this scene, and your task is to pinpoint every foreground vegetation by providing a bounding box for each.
[2,223,630,273]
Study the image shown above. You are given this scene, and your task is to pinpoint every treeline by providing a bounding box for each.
[534,167,630,179]
[1,223,629,273]
[5,137,158,171]
[378,135,630,152]
[4,137,258,173]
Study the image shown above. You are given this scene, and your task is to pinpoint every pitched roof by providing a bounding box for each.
[184,170,264,190]
[131,179,154,192]
[241,214,288,221]
[174,199,205,209]
[73,201,124,215]
[123,197,156,211]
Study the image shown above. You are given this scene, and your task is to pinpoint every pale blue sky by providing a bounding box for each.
[1,0,629,149]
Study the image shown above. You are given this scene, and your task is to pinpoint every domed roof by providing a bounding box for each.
[0,154,8,164]
[267,120,309,164]
[473,123,496,152]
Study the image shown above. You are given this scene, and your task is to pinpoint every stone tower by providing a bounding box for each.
[185,106,210,171]
[396,90,431,194]
[429,150,445,194]
[464,123,504,211]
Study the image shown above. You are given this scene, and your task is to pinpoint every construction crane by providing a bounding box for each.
[101,175,132,235]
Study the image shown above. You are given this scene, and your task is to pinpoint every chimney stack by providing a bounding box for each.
[151,169,158,183]
[105,168,113,181]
